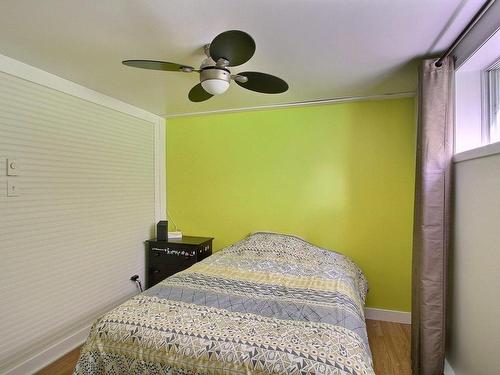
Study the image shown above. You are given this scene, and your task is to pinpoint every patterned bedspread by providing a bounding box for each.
[74,232,373,375]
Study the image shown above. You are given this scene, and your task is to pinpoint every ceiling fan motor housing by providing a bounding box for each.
[200,67,231,95]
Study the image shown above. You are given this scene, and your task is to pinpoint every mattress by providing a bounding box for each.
[74,232,373,374]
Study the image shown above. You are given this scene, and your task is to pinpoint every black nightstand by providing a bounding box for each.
[146,236,213,289]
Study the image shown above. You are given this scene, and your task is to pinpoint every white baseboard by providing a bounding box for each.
[444,359,456,375]
[4,324,91,375]
[365,307,411,324]
[4,307,409,374]
[3,294,136,375]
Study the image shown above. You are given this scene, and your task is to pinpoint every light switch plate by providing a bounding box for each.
[7,158,18,176]
[7,180,18,197]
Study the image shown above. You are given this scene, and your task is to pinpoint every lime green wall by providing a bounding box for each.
[167,98,415,311]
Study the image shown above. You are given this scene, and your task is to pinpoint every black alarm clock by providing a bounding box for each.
[156,220,168,241]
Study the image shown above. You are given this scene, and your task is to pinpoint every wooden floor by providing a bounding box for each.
[36,346,81,375]
[37,320,410,375]
[366,320,411,375]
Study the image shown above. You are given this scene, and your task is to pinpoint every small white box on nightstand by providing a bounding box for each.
[168,231,183,239]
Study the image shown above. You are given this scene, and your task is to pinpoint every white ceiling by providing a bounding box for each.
[0,0,485,116]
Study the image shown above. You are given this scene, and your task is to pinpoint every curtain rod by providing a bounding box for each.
[435,0,496,67]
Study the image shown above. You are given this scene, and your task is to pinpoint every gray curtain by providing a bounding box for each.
[411,56,454,375]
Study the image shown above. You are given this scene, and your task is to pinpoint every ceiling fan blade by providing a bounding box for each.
[122,60,195,72]
[188,83,213,102]
[234,72,289,94]
[209,30,256,67]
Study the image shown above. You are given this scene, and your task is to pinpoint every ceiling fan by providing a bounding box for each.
[122,30,289,102]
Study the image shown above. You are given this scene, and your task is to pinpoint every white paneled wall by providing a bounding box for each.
[447,151,500,375]
[0,70,158,373]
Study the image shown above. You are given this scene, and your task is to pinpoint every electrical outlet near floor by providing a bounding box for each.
[7,180,19,197]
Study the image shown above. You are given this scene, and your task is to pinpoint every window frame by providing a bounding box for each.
[481,58,500,146]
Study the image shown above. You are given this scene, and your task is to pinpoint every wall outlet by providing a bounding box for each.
[7,180,18,197]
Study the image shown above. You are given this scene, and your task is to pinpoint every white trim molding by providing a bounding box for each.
[155,117,167,224]
[164,91,415,119]
[453,141,500,163]
[444,359,457,375]
[0,54,160,124]
[3,293,139,375]
[4,325,91,375]
[8,307,412,375]
[365,308,411,324]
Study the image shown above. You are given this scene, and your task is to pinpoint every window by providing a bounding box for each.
[454,27,500,154]
[486,64,500,144]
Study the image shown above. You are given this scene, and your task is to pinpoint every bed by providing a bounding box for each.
[74,232,374,374]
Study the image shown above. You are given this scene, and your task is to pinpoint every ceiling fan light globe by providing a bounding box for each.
[201,79,230,95]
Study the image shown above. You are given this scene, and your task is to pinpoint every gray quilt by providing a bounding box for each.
[74,232,373,374]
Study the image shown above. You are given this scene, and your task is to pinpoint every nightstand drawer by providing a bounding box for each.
[148,264,190,287]
[149,247,197,266]
[145,236,213,289]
